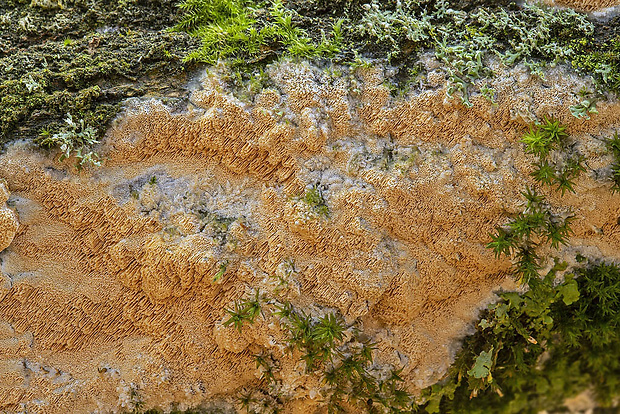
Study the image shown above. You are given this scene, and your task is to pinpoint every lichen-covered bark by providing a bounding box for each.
[0,0,200,145]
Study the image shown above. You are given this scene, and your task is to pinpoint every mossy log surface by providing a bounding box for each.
[0,0,200,145]
[2,0,620,147]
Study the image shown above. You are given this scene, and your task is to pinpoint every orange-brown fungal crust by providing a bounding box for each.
[0,182,18,253]
[546,0,620,11]
[1,60,619,412]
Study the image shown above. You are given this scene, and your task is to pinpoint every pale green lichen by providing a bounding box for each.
[570,99,598,119]
[357,0,593,106]
[36,114,101,169]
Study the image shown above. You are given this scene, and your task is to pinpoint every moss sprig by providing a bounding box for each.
[487,118,586,285]
[223,289,264,331]
[521,117,585,195]
[571,36,620,95]
[224,291,411,412]
[487,186,574,285]
[173,0,343,65]
[301,184,330,219]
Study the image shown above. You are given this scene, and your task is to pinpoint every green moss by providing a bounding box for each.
[571,36,620,94]
[301,184,330,219]
[423,119,620,412]
[519,118,586,196]
[173,0,343,65]
[5,2,619,412]
[0,0,182,49]
[227,292,412,412]
[607,131,620,193]
[134,405,234,414]
[419,259,620,414]
[224,256,620,413]
[488,119,585,284]
[0,0,200,153]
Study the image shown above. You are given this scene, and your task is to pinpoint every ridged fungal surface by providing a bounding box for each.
[549,0,620,11]
[0,182,18,253]
[1,60,619,412]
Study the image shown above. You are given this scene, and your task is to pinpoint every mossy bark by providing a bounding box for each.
[2,0,618,148]
[0,0,200,145]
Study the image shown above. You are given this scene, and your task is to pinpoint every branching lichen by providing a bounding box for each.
[358,1,593,106]
[36,114,101,169]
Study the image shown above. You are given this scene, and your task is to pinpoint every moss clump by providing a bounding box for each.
[226,258,620,414]
[301,185,330,219]
[487,188,575,285]
[173,0,343,65]
[488,119,584,284]
[422,120,617,413]
[0,0,181,51]
[420,259,620,414]
[226,291,412,413]
[571,36,620,94]
[523,118,586,196]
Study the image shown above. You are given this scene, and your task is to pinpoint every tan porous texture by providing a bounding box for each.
[0,181,18,253]
[545,0,620,11]
[1,59,619,412]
